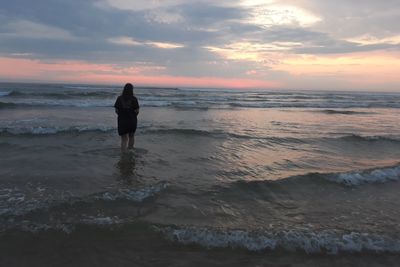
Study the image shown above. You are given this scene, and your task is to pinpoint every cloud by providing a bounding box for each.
[108,37,142,46]
[1,20,79,40]
[101,0,186,11]
[147,41,184,49]
[0,0,399,89]
[245,3,322,28]
[108,36,185,49]
[293,41,399,55]
[1,0,397,58]
[0,56,280,88]
[285,0,400,38]
[346,34,400,46]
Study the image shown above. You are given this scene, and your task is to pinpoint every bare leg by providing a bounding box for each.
[128,133,135,149]
[121,134,129,152]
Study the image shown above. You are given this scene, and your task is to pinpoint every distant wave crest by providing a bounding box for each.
[0,91,12,97]
[0,125,115,135]
[318,109,374,115]
[8,90,117,98]
[0,102,19,109]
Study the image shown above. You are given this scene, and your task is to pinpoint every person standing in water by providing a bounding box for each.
[114,83,140,151]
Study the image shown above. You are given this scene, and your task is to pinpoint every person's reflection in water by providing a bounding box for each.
[115,152,137,185]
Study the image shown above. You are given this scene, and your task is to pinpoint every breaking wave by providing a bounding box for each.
[161,226,400,254]
[4,222,400,255]
[0,182,167,217]
[336,134,400,143]
[0,91,12,97]
[228,102,400,109]
[3,95,400,109]
[8,90,118,99]
[231,164,400,189]
[325,165,400,186]
[91,182,168,202]
[0,102,19,109]
[0,100,113,108]
[3,124,399,150]
[0,125,115,135]
[318,109,375,115]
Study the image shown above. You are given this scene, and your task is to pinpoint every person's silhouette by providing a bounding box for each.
[114,83,139,152]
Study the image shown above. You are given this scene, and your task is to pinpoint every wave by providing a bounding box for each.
[3,123,399,151]
[229,164,400,192]
[336,134,400,143]
[92,182,167,202]
[2,84,400,110]
[8,124,393,147]
[325,165,400,186]
[318,109,374,115]
[228,102,400,109]
[144,128,254,140]
[62,85,114,90]
[0,182,167,217]
[0,126,232,137]
[0,100,209,109]
[0,91,12,97]
[160,226,400,254]
[143,128,306,144]
[62,85,180,91]
[145,128,221,137]
[145,128,359,145]
[8,90,118,99]
[0,126,225,137]
[3,219,400,256]
[4,221,400,255]
[0,125,115,135]
[0,100,112,108]
[0,187,50,217]
[3,97,400,109]
[0,102,21,109]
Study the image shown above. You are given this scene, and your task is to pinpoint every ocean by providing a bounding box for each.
[1,82,400,266]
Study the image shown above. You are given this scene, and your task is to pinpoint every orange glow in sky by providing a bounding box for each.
[0,57,281,89]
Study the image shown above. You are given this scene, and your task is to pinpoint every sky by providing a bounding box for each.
[0,0,399,90]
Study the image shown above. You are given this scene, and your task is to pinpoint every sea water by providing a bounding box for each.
[1,82,400,265]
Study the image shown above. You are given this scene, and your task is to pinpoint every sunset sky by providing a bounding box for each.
[0,0,399,90]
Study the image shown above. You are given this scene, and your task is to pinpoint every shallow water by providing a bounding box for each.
[1,82,400,265]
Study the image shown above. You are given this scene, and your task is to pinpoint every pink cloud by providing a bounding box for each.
[0,57,281,89]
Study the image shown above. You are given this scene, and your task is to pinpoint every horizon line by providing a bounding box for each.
[0,79,398,94]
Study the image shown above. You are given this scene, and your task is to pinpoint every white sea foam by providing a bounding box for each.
[0,188,49,216]
[161,226,400,254]
[0,183,166,218]
[0,91,11,97]
[1,125,114,135]
[94,182,167,202]
[62,85,105,90]
[4,91,400,109]
[1,98,114,107]
[325,165,400,186]
[4,221,76,234]
[81,216,123,225]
